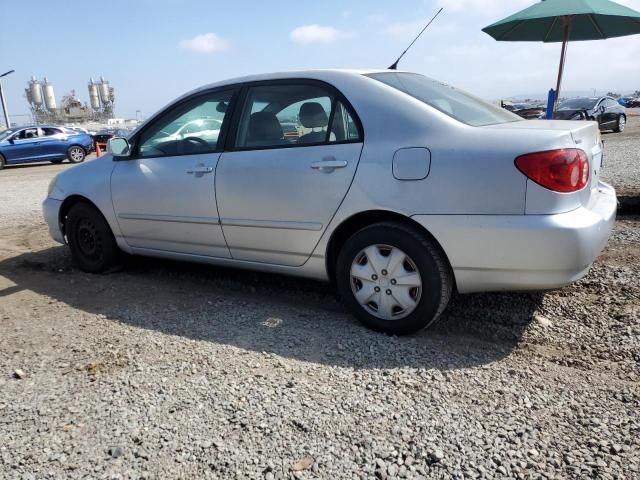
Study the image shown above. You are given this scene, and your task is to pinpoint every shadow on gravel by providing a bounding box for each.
[0,247,542,370]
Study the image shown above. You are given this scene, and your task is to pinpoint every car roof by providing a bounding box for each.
[180,68,402,98]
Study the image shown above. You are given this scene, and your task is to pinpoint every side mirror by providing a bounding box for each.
[107,137,131,158]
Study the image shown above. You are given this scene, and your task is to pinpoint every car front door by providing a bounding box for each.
[3,128,39,163]
[216,81,364,266]
[111,88,236,257]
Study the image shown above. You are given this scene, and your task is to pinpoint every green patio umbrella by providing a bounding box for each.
[482,0,640,110]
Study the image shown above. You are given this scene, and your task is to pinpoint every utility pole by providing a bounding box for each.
[0,70,15,128]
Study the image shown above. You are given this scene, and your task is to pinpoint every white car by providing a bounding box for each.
[43,69,616,334]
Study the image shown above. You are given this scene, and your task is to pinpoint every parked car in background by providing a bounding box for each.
[619,96,640,108]
[43,69,616,335]
[510,103,547,120]
[93,128,131,146]
[554,96,626,132]
[0,125,93,168]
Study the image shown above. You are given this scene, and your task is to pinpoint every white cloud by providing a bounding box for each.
[179,33,230,54]
[290,24,355,45]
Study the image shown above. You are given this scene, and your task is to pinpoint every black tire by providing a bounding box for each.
[67,145,86,163]
[66,202,120,273]
[0,153,5,170]
[613,115,626,133]
[50,159,64,164]
[335,222,453,335]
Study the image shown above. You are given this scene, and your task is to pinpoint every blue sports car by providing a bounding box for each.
[0,125,94,169]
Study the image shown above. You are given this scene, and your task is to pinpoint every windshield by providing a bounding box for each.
[558,98,599,110]
[367,72,521,126]
[0,129,17,141]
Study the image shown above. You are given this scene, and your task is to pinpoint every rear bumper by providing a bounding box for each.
[412,181,617,293]
[42,197,65,244]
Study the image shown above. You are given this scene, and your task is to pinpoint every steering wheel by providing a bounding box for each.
[177,136,209,154]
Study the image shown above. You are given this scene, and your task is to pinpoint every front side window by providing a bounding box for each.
[15,128,40,140]
[235,83,361,149]
[137,90,234,158]
[367,72,520,127]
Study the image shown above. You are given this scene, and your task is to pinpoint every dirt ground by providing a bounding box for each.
[0,140,638,478]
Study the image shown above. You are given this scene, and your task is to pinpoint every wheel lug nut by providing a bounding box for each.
[386,289,392,295]
[374,286,381,292]
[372,274,378,281]
[381,269,388,276]
[390,279,397,285]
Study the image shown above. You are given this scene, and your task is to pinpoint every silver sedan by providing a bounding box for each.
[43,70,616,335]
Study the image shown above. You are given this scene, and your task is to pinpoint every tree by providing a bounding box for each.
[606,92,621,98]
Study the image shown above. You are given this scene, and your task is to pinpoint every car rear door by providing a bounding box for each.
[34,127,67,160]
[216,80,364,266]
[110,88,237,257]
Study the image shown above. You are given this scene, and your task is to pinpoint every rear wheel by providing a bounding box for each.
[336,222,452,335]
[614,115,626,133]
[66,202,120,273]
[67,146,86,163]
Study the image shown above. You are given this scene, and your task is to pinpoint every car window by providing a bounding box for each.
[42,127,62,136]
[137,90,233,158]
[367,72,521,126]
[15,128,39,140]
[235,83,361,149]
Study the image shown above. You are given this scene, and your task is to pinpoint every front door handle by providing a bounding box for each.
[186,165,213,177]
[310,159,348,172]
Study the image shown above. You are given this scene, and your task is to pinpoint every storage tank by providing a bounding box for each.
[43,77,57,111]
[28,76,43,106]
[98,76,111,104]
[88,78,101,109]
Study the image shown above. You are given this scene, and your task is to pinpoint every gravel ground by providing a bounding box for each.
[0,147,639,479]
[599,109,640,197]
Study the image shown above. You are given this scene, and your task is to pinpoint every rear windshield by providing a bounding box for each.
[558,98,598,110]
[366,72,521,126]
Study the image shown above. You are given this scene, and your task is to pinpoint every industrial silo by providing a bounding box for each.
[88,78,101,110]
[43,77,57,111]
[28,77,43,107]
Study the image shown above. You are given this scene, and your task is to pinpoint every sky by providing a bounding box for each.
[1,0,639,121]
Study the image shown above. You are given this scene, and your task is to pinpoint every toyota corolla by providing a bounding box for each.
[43,70,616,335]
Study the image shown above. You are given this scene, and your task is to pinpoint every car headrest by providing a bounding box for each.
[246,111,283,145]
[299,102,328,128]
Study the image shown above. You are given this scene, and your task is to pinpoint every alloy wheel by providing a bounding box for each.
[69,147,84,162]
[350,244,422,320]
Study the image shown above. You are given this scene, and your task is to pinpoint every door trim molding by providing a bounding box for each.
[118,213,220,225]
[220,218,323,231]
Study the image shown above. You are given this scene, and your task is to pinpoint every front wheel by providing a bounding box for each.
[614,115,626,133]
[66,202,120,273]
[67,146,86,163]
[336,222,453,335]
[0,153,5,170]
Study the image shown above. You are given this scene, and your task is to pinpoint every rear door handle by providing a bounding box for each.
[310,160,348,172]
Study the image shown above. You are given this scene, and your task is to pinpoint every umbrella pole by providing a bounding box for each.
[554,20,571,112]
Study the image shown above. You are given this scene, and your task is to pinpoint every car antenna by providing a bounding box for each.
[388,7,443,70]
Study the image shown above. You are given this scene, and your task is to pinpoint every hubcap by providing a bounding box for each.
[70,147,84,162]
[619,117,625,130]
[350,244,422,321]
[77,218,102,260]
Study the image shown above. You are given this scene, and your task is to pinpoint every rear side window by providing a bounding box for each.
[234,83,362,149]
[367,72,521,127]
[42,127,62,136]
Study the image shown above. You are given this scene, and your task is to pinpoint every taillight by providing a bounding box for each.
[515,149,589,193]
